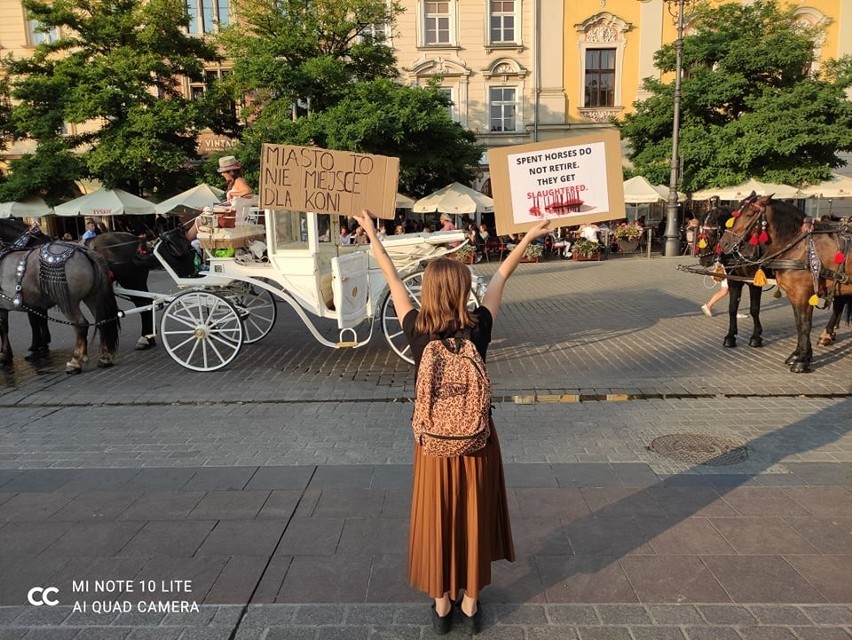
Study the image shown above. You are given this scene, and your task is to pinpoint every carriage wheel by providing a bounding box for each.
[230,284,277,344]
[381,270,480,364]
[160,290,243,372]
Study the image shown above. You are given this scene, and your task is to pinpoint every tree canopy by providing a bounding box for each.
[214,0,483,195]
[618,0,852,192]
[0,0,220,202]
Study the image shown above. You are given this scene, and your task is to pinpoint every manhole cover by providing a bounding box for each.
[648,434,749,466]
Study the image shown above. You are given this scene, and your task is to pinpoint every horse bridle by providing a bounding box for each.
[719,195,768,263]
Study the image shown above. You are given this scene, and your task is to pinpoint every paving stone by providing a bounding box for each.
[702,556,825,603]
[619,556,730,603]
[245,467,315,492]
[343,605,396,626]
[748,605,811,625]
[1,493,76,521]
[526,628,580,640]
[188,491,270,520]
[736,627,798,640]
[124,630,183,640]
[44,522,146,557]
[119,521,217,557]
[697,605,757,625]
[117,492,206,521]
[630,628,686,640]
[491,604,548,625]
[595,604,651,625]
[195,520,286,557]
[181,468,257,491]
[70,628,132,640]
[21,629,78,640]
[793,629,852,640]
[802,606,852,624]
[574,626,632,640]
[683,628,742,640]
[263,629,317,640]
[784,556,852,603]
[546,605,599,625]
[0,521,71,554]
[317,628,370,640]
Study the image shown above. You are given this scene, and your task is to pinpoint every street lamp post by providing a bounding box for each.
[663,0,687,257]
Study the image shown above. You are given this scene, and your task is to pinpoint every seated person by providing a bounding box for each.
[578,223,601,244]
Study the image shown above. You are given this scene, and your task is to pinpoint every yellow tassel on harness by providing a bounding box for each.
[725,217,735,229]
[753,268,767,287]
[808,294,820,306]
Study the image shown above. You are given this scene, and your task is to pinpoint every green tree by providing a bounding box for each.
[231,79,483,197]
[0,0,221,202]
[215,0,482,194]
[618,0,852,192]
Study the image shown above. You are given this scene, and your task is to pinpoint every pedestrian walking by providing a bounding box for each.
[354,209,550,635]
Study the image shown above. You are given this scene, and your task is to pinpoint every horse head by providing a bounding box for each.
[717,192,771,258]
[697,206,731,267]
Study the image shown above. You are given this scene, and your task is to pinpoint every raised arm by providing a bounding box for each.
[481,220,551,321]
[353,210,414,322]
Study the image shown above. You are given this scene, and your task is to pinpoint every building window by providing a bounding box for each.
[189,69,231,100]
[424,1,451,45]
[27,19,58,46]
[186,0,229,35]
[359,22,389,44]
[438,87,457,122]
[489,0,516,44]
[489,86,517,132]
[584,48,615,107]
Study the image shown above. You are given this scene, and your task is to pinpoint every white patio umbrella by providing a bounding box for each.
[154,184,225,216]
[0,198,53,218]
[53,188,156,217]
[692,178,801,201]
[623,176,686,204]
[412,182,494,215]
[798,173,852,198]
[395,193,416,209]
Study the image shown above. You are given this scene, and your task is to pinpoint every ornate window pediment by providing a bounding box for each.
[482,58,527,81]
[575,12,631,42]
[405,55,471,78]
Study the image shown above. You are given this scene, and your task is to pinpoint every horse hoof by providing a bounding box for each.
[784,354,798,365]
[25,345,49,359]
[65,366,82,375]
[748,338,763,348]
[97,359,115,368]
[790,362,811,373]
[723,337,737,348]
[135,336,156,351]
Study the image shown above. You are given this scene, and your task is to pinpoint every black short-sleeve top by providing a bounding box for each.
[402,306,493,373]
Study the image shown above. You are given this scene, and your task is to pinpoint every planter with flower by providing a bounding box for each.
[521,243,544,263]
[614,223,643,253]
[572,238,602,261]
[451,242,476,264]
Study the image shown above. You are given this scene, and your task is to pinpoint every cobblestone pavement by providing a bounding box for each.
[0,254,850,640]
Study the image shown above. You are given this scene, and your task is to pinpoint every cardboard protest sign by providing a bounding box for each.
[259,145,399,219]
[487,128,626,235]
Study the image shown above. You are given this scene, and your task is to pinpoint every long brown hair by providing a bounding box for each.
[414,257,478,335]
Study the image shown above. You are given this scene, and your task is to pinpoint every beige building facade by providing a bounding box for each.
[1,0,850,165]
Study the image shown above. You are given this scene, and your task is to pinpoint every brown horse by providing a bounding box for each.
[0,225,120,373]
[718,195,851,372]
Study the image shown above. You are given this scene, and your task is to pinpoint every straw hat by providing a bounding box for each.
[217,156,242,173]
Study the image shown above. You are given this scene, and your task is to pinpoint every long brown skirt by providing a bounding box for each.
[408,422,515,600]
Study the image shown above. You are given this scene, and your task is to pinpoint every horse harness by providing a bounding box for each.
[0,233,83,311]
[723,196,851,304]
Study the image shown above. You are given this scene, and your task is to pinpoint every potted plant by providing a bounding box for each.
[614,222,643,253]
[451,243,476,264]
[521,243,544,262]
[573,238,601,261]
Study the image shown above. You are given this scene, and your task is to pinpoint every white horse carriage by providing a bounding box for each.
[128,195,483,372]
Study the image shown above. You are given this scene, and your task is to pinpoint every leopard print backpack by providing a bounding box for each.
[412,337,492,457]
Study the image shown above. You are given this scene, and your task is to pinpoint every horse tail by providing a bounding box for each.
[84,249,121,352]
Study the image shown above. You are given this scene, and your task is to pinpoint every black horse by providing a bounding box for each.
[697,207,767,348]
[89,232,159,350]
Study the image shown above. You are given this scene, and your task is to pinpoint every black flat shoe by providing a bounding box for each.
[431,603,452,635]
[459,600,482,635]
[460,601,481,634]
